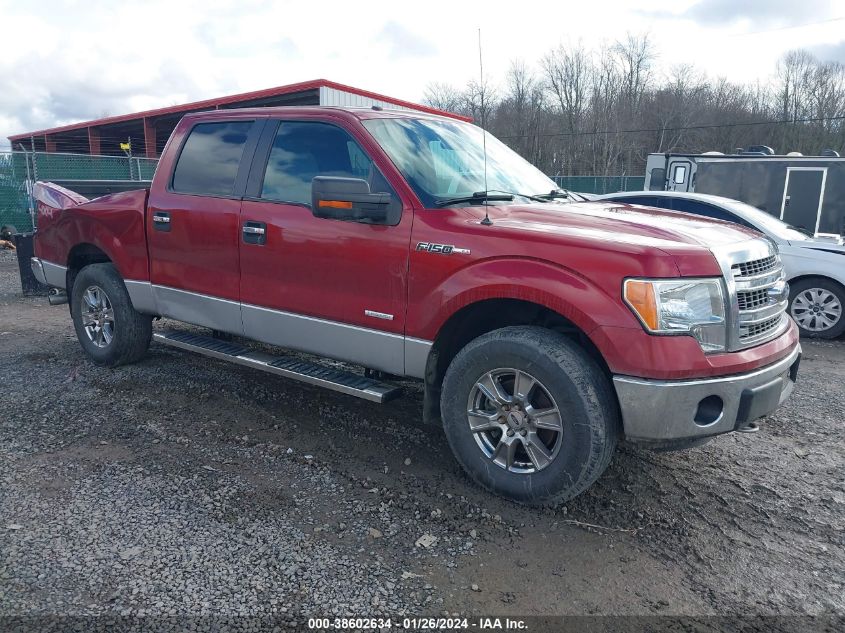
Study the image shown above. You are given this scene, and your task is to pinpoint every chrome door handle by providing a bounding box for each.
[152,211,171,232]
[242,221,267,245]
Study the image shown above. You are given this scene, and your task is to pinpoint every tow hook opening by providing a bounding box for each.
[694,395,724,426]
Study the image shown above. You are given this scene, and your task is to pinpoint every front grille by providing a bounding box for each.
[740,315,784,341]
[732,255,778,278]
[737,288,770,311]
[720,243,788,350]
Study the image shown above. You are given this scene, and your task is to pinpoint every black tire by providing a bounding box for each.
[71,263,152,366]
[789,277,845,339]
[440,326,620,506]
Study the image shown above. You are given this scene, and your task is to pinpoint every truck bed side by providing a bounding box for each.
[34,186,151,284]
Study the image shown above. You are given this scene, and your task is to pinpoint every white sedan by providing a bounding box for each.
[596,191,845,339]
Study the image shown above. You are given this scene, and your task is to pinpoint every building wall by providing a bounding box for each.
[318,87,417,113]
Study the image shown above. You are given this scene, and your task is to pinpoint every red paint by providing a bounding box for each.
[34,107,799,382]
[143,118,157,158]
[34,188,150,281]
[87,128,101,155]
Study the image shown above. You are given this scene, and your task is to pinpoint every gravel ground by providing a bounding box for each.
[1,250,843,630]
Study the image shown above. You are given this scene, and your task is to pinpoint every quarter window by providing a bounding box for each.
[171,121,253,196]
[261,122,378,205]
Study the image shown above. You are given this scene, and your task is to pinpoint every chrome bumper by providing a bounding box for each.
[613,344,801,442]
[30,257,67,288]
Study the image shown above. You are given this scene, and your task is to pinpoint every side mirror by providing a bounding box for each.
[311,176,392,224]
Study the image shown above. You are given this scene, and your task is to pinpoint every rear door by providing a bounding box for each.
[146,116,263,333]
[238,117,413,374]
[666,159,693,192]
[781,167,827,234]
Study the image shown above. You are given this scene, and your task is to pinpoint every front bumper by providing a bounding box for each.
[613,343,801,442]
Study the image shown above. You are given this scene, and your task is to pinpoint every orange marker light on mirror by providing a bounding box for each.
[318,200,353,209]
[624,280,659,330]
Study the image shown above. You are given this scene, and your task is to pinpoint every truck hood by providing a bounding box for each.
[478,200,761,250]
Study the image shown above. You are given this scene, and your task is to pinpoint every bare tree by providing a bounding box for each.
[421,41,845,179]
[422,82,466,114]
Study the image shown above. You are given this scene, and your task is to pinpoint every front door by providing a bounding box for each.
[147,117,262,333]
[781,167,826,234]
[238,119,412,374]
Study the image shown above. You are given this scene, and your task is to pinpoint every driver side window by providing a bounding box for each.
[260,121,390,206]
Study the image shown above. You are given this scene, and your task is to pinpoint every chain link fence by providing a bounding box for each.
[553,175,645,195]
[0,151,158,233]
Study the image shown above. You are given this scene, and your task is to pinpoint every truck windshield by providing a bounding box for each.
[362,117,559,209]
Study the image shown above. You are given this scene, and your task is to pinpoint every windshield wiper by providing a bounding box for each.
[788,223,814,237]
[434,191,515,207]
[533,189,571,201]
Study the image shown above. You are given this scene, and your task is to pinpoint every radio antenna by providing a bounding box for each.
[478,27,492,226]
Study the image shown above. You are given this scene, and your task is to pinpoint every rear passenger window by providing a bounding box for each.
[670,199,739,223]
[261,121,378,205]
[171,121,253,196]
[613,196,662,208]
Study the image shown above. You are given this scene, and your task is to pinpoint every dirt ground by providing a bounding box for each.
[1,252,843,630]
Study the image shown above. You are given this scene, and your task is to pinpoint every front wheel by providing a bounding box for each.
[440,326,620,506]
[71,263,152,366]
[789,277,845,339]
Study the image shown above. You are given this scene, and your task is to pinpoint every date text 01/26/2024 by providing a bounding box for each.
[307,617,528,630]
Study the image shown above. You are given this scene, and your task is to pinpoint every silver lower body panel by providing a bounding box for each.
[613,344,802,442]
[30,257,66,288]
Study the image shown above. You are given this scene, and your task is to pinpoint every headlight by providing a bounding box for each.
[623,278,727,352]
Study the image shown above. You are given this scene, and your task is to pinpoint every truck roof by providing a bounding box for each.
[179,105,463,124]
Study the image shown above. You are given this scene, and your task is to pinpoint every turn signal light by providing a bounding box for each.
[623,280,658,330]
[318,200,353,209]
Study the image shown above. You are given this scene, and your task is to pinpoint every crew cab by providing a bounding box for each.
[30,107,801,505]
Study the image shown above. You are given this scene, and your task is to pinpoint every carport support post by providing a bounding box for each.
[88,127,101,155]
[44,135,56,153]
[143,117,157,158]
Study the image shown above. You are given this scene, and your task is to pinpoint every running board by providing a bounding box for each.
[153,330,402,403]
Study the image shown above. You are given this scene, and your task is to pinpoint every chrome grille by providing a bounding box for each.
[740,315,783,340]
[715,240,790,351]
[732,255,778,278]
[737,288,770,311]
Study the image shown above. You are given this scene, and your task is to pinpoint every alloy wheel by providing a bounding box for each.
[466,369,564,474]
[791,288,842,332]
[80,285,115,348]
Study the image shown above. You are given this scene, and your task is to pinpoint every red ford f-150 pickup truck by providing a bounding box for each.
[30,106,801,504]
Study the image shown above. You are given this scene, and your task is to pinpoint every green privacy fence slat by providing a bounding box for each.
[0,152,33,232]
[0,151,159,233]
[553,176,645,194]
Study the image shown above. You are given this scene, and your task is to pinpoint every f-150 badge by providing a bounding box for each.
[416,242,471,255]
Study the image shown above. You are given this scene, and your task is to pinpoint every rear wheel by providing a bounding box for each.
[440,326,619,506]
[789,277,845,339]
[71,263,152,366]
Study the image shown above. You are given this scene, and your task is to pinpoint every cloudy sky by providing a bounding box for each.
[1,0,844,149]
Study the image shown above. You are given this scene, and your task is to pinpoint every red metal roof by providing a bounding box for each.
[8,79,471,141]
